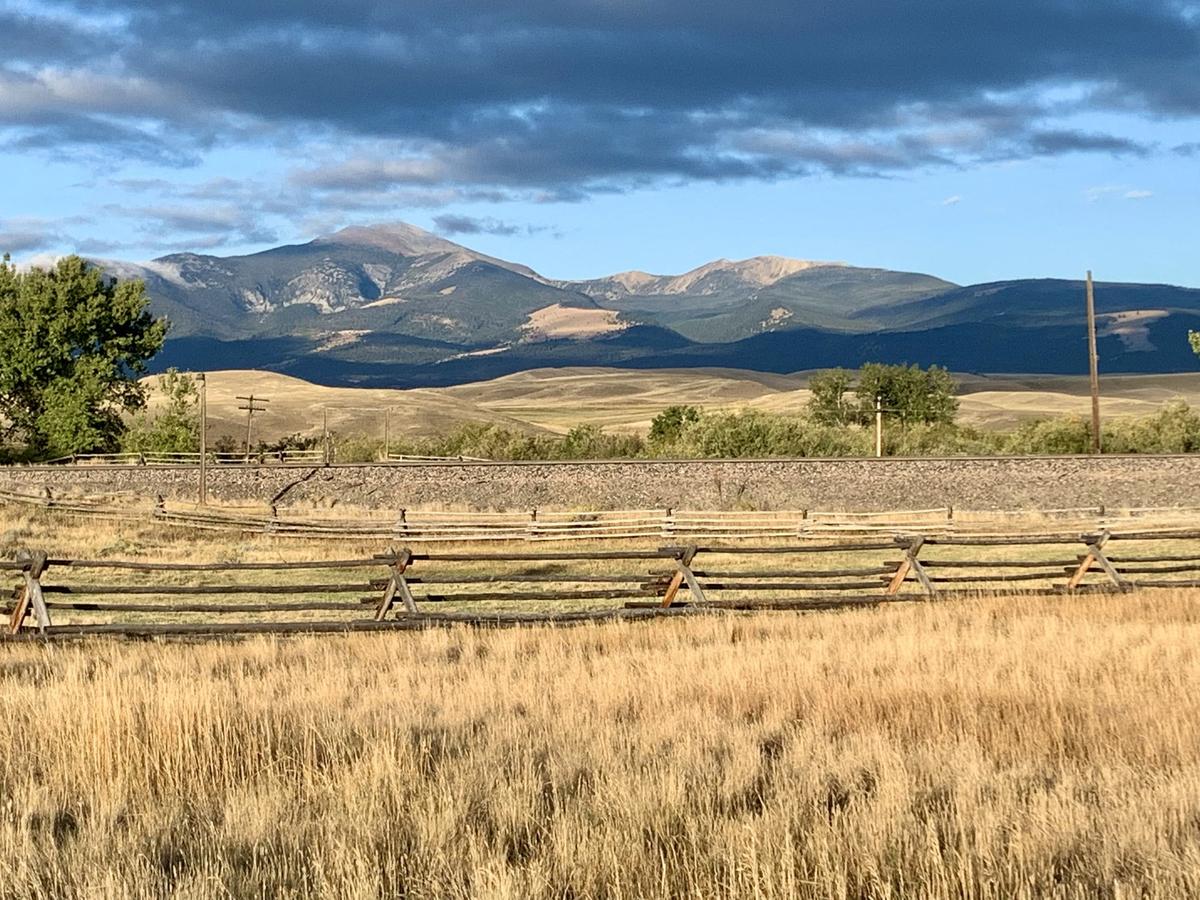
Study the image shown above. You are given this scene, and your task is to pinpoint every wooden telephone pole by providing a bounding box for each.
[197,373,207,504]
[236,394,269,462]
[1085,271,1102,454]
[322,407,330,465]
[874,395,883,458]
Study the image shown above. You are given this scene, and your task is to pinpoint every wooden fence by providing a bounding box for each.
[41,451,483,466]
[8,487,1200,541]
[6,528,1200,639]
[43,450,328,465]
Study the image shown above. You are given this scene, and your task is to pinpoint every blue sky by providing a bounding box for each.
[2,0,1198,286]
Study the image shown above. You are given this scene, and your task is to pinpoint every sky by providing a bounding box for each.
[1,0,1198,286]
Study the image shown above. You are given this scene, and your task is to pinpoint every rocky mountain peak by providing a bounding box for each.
[316,222,466,258]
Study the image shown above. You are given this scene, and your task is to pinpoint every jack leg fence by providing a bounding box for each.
[4,529,1200,638]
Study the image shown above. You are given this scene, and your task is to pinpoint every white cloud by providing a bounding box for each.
[11,253,63,271]
[941,195,962,206]
[1085,185,1153,202]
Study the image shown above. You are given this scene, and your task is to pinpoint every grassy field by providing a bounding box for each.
[147,368,1200,443]
[3,590,1200,897]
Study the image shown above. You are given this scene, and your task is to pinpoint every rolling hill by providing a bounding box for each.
[91,222,1200,385]
[154,368,1200,444]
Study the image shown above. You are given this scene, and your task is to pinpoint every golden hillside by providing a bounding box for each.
[144,368,1200,443]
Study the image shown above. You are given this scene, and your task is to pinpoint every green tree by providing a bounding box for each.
[854,363,958,426]
[806,368,855,425]
[649,405,701,444]
[122,369,200,454]
[0,255,166,457]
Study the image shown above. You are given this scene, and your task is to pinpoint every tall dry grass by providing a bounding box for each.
[2,592,1200,898]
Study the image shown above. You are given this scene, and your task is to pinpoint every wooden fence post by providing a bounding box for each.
[1066,530,1127,591]
[886,535,935,597]
[8,550,50,635]
[374,547,417,620]
[659,545,705,607]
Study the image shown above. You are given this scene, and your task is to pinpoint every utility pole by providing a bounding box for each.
[322,407,330,465]
[1086,271,1102,454]
[875,394,883,458]
[197,373,207,505]
[236,395,269,462]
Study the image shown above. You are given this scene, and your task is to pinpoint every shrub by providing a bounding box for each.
[1102,400,1200,454]
[121,369,200,454]
[1001,416,1092,455]
[649,405,702,444]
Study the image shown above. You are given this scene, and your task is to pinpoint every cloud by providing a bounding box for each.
[1024,130,1150,157]
[1,0,1196,256]
[0,228,60,255]
[0,0,1195,197]
[105,203,280,249]
[74,237,129,254]
[0,216,136,260]
[11,252,65,272]
[1085,185,1154,202]
[432,214,522,236]
[941,195,963,206]
[0,217,68,255]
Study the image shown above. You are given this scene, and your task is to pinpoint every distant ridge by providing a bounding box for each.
[558,255,848,299]
[76,220,1200,386]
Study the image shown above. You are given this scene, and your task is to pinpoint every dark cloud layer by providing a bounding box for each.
[2,0,1198,244]
[432,215,522,237]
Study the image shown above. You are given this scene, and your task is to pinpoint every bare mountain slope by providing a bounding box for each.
[559,257,957,340]
[101,223,599,346]
[88,222,1200,383]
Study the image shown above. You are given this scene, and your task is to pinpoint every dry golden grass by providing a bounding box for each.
[143,368,1200,441]
[2,591,1200,898]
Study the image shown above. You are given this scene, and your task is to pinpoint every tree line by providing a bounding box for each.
[332,400,1200,461]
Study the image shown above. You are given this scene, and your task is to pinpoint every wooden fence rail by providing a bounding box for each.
[43,450,328,466]
[41,451,485,466]
[10,487,1200,542]
[4,528,1200,638]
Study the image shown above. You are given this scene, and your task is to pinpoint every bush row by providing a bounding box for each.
[321,401,1200,461]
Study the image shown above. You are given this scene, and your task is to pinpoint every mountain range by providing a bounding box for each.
[98,222,1200,387]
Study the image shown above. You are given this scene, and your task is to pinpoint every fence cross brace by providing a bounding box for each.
[886,536,936,597]
[374,547,417,620]
[1066,531,1128,591]
[659,545,706,607]
[8,550,50,635]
